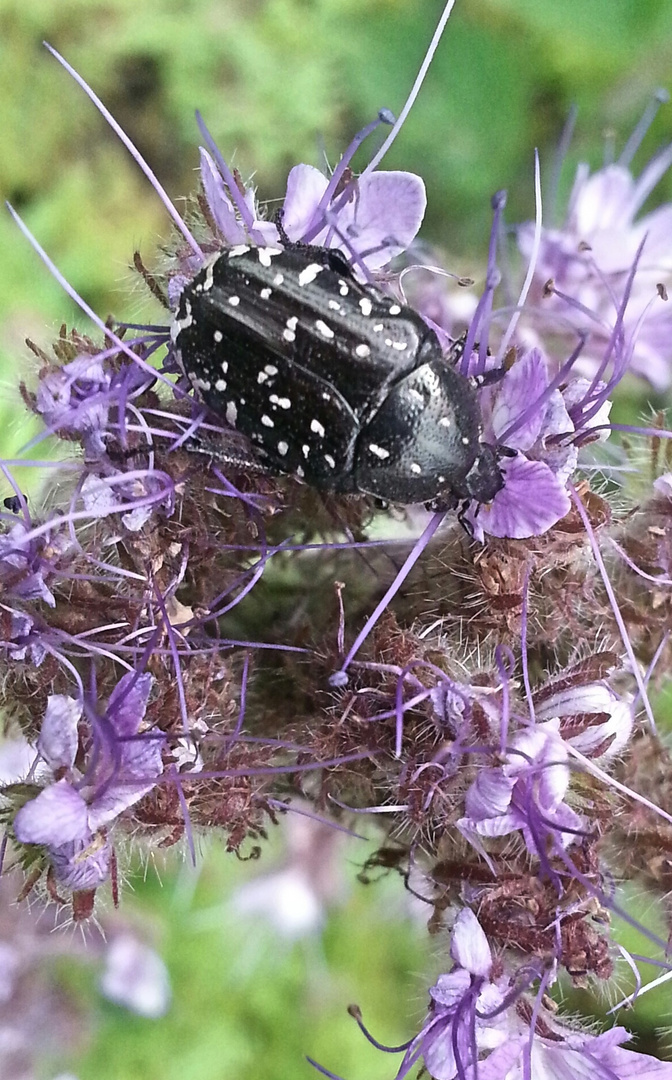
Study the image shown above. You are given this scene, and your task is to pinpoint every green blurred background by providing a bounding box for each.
[1,0,672,1077]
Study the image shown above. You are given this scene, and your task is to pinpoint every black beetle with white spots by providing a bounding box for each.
[171,243,504,511]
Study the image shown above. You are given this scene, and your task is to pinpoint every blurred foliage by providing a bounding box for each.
[2,0,672,1076]
[43,838,431,1080]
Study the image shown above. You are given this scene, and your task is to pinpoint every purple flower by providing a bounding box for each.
[14,674,164,889]
[397,909,672,1080]
[199,147,280,249]
[280,164,427,271]
[0,521,73,608]
[36,354,113,454]
[457,718,584,866]
[463,348,612,540]
[518,146,672,389]
[535,681,634,758]
[196,145,426,282]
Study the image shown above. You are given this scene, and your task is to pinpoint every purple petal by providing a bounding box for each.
[422,1027,458,1080]
[37,695,82,771]
[536,684,634,758]
[283,167,426,269]
[329,171,426,269]
[0,738,37,784]
[199,148,248,245]
[428,968,472,1009]
[635,204,672,264]
[87,771,160,830]
[581,1028,672,1079]
[281,164,330,242]
[14,779,89,845]
[572,164,635,233]
[473,455,571,539]
[654,472,672,499]
[474,1039,526,1080]
[450,909,492,977]
[107,672,154,738]
[80,474,120,516]
[464,768,515,820]
[50,837,111,890]
[490,349,549,449]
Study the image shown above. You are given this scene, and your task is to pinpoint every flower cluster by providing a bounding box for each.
[3,17,672,1080]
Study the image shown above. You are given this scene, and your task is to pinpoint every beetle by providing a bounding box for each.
[170,243,503,511]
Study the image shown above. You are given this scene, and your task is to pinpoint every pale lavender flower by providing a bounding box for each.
[35,354,113,453]
[462,347,612,539]
[535,681,634,758]
[518,142,672,389]
[391,910,672,1080]
[99,933,171,1018]
[457,718,584,867]
[13,674,164,889]
[192,113,426,284]
[0,520,73,608]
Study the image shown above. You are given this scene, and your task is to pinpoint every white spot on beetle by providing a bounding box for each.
[213,329,223,342]
[286,316,298,331]
[257,371,269,384]
[392,341,408,351]
[269,394,291,409]
[373,323,384,332]
[389,304,401,315]
[261,414,274,427]
[272,272,284,286]
[462,436,470,445]
[228,295,240,307]
[298,263,324,287]
[264,364,278,376]
[408,388,424,404]
[324,453,336,468]
[277,440,289,456]
[215,378,227,391]
[228,245,250,258]
[258,247,282,267]
[283,329,296,342]
[338,280,349,296]
[283,315,298,342]
[368,443,390,460]
[310,419,325,438]
[221,361,228,374]
[171,299,193,340]
[359,297,373,317]
[315,319,334,339]
[226,401,238,426]
[439,416,451,428]
[321,391,331,401]
[302,444,310,458]
[203,262,216,292]
[295,465,305,478]
[411,463,422,475]
[260,287,272,300]
[328,300,341,311]
[355,343,371,358]
[438,475,446,483]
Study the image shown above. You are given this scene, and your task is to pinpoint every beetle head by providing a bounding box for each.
[462,443,504,504]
